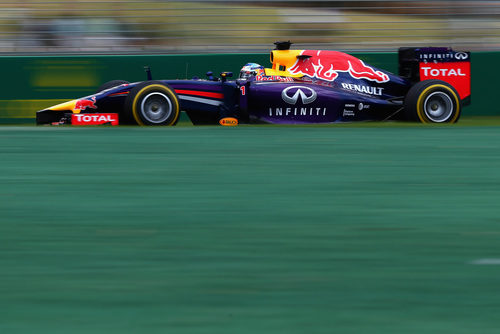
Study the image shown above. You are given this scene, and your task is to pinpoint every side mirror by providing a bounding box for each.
[220,72,233,82]
[206,71,215,81]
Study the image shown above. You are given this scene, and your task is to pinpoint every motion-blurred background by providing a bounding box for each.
[1,0,499,54]
[3,3,500,334]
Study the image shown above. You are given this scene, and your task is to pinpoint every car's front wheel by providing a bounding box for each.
[404,79,461,123]
[124,81,180,126]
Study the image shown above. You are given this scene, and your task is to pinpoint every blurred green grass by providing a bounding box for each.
[1,124,500,333]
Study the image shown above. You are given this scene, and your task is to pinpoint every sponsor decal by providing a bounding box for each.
[421,67,466,77]
[343,109,355,117]
[74,97,97,111]
[71,113,119,125]
[255,75,294,82]
[341,83,383,96]
[419,62,471,99]
[419,53,455,61]
[455,52,469,60]
[219,117,238,126]
[281,86,317,105]
[419,51,469,62]
[358,103,370,111]
[269,107,326,117]
[288,50,389,83]
[343,103,369,116]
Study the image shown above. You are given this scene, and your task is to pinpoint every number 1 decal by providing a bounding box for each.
[240,86,245,96]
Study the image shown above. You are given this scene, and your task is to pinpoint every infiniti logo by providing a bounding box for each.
[281,86,317,105]
[455,52,468,60]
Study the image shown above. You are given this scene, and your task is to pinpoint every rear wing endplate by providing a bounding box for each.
[399,47,471,105]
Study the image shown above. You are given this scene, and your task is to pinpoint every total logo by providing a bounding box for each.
[71,113,119,125]
[421,67,466,77]
[281,86,317,105]
[419,62,471,99]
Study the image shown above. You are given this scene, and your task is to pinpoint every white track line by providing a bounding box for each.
[469,258,500,265]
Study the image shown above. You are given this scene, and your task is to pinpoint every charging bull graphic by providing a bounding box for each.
[74,96,97,111]
[289,50,390,83]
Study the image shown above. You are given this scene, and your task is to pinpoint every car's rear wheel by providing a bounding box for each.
[95,80,129,94]
[124,81,180,126]
[404,79,461,123]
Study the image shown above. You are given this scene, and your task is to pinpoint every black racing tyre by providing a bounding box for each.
[404,79,461,123]
[95,80,130,94]
[124,81,180,126]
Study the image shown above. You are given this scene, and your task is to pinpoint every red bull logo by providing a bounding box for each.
[255,75,294,82]
[289,50,390,83]
[74,97,97,111]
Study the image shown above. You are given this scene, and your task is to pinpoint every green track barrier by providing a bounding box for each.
[0,52,497,121]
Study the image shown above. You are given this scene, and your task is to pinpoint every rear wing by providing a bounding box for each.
[399,47,471,105]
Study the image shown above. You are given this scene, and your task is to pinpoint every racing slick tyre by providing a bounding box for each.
[95,80,129,94]
[124,81,180,126]
[404,79,461,123]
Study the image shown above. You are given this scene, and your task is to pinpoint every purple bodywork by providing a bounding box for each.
[36,52,415,125]
[157,67,411,124]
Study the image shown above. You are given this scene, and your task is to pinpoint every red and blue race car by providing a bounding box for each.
[36,41,470,126]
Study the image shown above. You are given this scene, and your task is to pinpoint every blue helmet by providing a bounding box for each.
[239,63,264,79]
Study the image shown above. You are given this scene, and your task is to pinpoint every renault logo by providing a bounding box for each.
[281,86,317,105]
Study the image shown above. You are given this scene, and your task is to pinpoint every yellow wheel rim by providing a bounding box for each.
[416,84,460,123]
[132,84,180,126]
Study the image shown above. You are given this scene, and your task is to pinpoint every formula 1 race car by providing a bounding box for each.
[36,41,471,126]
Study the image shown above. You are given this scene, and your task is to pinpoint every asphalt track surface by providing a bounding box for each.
[1,119,500,334]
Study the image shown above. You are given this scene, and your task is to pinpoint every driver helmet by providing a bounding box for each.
[239,63,264,79]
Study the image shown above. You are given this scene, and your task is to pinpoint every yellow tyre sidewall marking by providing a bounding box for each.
[416,84,460,123]
[132,84,180,126]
